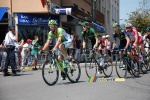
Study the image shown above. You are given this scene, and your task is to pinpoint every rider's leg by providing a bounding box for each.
[139,44,146,55]
[59,44,67,59]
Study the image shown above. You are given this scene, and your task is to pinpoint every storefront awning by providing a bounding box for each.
[92,22,105,33]
[0,7,8,21]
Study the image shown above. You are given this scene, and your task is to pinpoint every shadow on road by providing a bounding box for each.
[57,81,86,86]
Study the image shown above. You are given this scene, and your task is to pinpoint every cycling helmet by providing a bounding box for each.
[113,23,120,28]
[146,27,150,32]
[48,20,57,26]
[125,23,132,27]
[81,21,89,26]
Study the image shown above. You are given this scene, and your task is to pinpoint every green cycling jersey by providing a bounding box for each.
[48,28,72,42]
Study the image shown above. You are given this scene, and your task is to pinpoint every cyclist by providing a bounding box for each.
[125,23,146,61]
[41,19,72,80]
[81,21,99,53]
[112,23,139,72]
[144,27,150,53]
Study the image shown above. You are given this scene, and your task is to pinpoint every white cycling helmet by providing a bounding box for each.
[125,23,132,27]
[106,35,110,38]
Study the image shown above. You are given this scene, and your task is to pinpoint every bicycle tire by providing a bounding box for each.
[132,61,140,77]
[139,61,147,74]
[42,60,59,86]
[115,57,127,78]
[67,59,81,83]
[85,57,97,78]
[102,60,113,77]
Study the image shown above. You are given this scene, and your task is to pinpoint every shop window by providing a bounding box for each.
[18,25,50,45]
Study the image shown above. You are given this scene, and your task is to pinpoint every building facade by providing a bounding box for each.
[0,0,119,44]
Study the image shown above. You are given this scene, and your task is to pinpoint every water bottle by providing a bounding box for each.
[100,57,104,66]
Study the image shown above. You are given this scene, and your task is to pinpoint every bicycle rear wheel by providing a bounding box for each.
[67,59,81,83]
[115,57,127,78]
[85,57,97,78]
[42,60,59,86]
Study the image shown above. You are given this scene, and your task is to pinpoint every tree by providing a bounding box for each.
[127,0,150,34]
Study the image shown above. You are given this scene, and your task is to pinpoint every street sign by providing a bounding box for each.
[54,8,72,15]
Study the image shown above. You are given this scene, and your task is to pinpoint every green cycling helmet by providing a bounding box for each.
[113,23,120,28]
[81,21,89,26]
[48,20,57,26]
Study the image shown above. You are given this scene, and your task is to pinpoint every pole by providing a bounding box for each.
[92,0,96,22]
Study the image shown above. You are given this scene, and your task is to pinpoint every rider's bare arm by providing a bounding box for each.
[125,36,130,49]
[112,40,116,50]
[53,36,62,49]
[95,37,99,47]
[134,34,138,45]
[83,40,86,48]
[42,40,51,50]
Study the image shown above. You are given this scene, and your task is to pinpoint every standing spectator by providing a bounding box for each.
[31,36,40,70]
[21,39,32,72]
[0,44,3,72]
[105,35,112,61]
[75,35,81,60]
[68,32,76,59]
[3,25,19,76]
[98,35,106,51]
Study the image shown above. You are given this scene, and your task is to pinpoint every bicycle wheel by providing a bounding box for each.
[103,60,113,77]
[131,61,140,77]
[139,61,147,74]
[144,55,150,71]
[67,59,81,83]
[42,60,59,86]
[85,57,97,78]
[115,57,127,78]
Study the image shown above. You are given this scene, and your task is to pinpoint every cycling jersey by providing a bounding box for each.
[126,28,139,45]
[113,30,131,51]
[48,28,72,42]
[81,28,97,47]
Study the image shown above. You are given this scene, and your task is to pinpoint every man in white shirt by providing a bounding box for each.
[3,25,18,76]
[21,39,32,72]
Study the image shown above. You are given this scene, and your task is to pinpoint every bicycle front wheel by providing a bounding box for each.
[103,61,113,77]
[85,57,97,78]
[139,61,147,74]
[42,60,59,86]
[115,57,127,78]
[67,59,81,83]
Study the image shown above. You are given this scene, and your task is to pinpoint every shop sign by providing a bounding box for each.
[18,13,59,25]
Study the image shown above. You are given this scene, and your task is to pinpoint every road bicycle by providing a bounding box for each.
[41,50,81,86]
[114,49,139,78]
[83,48,113,78]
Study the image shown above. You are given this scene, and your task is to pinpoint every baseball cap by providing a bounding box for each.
[26,39,32,43]
[106,35,110,38]
[102,35,106,38]
[9,25,15,30]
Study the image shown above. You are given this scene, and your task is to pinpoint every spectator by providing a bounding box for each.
[3,25,19,76]
[105,35,112,61]
[0,44,2,72]
[31,36,41,70]
[68,32,76,59]
[75,35,81,60]
[21,39,32,72]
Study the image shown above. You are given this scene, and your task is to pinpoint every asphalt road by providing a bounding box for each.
[0,65,150,100]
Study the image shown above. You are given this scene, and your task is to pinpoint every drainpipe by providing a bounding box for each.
[92,0,96,22]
